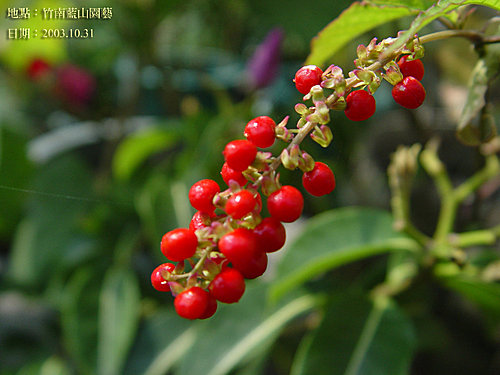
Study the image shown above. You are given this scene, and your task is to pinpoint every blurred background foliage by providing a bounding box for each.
[0,0,499,375]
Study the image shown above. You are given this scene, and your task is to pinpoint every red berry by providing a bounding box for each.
[244,116,276,148]
[267,185,304,223]
[189,211,214,231]
[209,268,246,303]
[223,140,257,172]
[344,90,376,121]
[294,65,323,95]
[188,179,220,213]
[397,55,424,81]
[199,294,218,319]
[254,217,286,253]
[392,76,426,109]
[161,228,198,262]
[225,190,257,219]
[302,161,336,197]
[237,251,268,279]
[221,162,247,187]
[151,263,175,292]
[174,287,209,320]
[218,228,259,269]
[27,58,51,80]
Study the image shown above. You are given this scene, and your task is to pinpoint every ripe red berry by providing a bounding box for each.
[209,268,246,303]
[344,90,376,121]
[225,190,257,219]
[397,55,424,81]
[294,65,323,95]
[254,217,286,253]
[267,185,304,223]
[392,76,426,109]
[199,294,218,319]
[302,161,336,197]
[223,140,257,172]
[151,263,175,292]
[221,162,247,187]
[188,179,220,213]
[161,228,198,262]
[27,58,51,80]
[244,116,276,148]
[237,251,268,279]
[174,286,209,320]
[218,228,259,270]
[189,211,214,231]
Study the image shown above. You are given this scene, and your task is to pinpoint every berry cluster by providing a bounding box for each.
[152,34,426,320]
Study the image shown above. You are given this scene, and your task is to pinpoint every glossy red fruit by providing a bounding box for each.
[188,179,220,213]
[237,251,268,279]
[199,294,218,319]
[189,211,214,231]
[397,55,424,81]
[221,162,247,187]
[344,90,376,121]
[209,268,246,303]
[267,185,304,223]
[174,286,209,320]
[392,76,426,109]
[244,116,276,148]
[225,190,257,219]
[151,263,175,292]
[161,228,198,262]
[302,161,336,197]
[254,217,286,253]
[294,65,323,95]
[218,228,259,269]
[223,140,257,172]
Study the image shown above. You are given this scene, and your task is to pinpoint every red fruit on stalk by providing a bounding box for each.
[209,268,246,303]
[161,228,198,262]
[302,161,336,197]
[151,263,175,292]
[254,217,286,253]
[294,65,323,95]
[397,55,424,81]
[218,228,259,270]
[392,76,426,109]
[188,179,220,214]
[221,162,247,187]
[244,116,276,148]
[344,90,376,121]
[174,286,209,320]
[223,140,257,172]
[225,190,257,219]
[267,185,304,223]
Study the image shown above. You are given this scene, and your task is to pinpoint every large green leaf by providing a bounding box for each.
[175,283,317,375]
[97,267,141,375]
[366,0,436,9]
[271,207,419,301]
[305,3,417,66]
[112,126,179,181]
[291,293,416,375]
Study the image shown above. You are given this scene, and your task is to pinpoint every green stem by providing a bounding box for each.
[453,229,497,248]
[454,154,500,203]
[419,29,500,46]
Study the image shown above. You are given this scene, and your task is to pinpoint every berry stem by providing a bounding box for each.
[418,29,500,46]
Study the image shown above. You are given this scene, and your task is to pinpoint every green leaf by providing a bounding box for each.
[456,35,500,145]
[97,267,141,375]
[39,357,71,375]
[366,0,436,9]
[271,207,419,301]
[463,0,500,10]
[305,3,416,67]
[112,126,178,181]
[439,275,500,324]
[291,293,416,375]
[124,309,195,375]
[61,267,101,375]
[176,283,317,375]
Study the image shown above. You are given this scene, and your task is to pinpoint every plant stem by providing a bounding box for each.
[419,29,500,46]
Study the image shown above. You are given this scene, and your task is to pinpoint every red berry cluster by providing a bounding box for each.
[151,115,336,320]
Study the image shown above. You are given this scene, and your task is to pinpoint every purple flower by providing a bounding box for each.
[246,28,284,89]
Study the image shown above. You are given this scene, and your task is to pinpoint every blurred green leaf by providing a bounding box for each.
[124,308,195,375]
[305,3,416,67]
[291,293,416,375]
[366,0,436,9]
[112,127,179,181]
[176,283,317,375]
[39,356,71,375]
[456,38,500,145]
[0,125,33,238]
[271,207,419,301]
[61,267,101,375]
[97,267,141,375]
[7,155,92,287]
